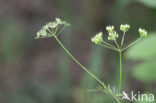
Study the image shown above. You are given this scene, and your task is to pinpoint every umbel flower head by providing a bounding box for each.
[91,32,103,44]
[120,24,130,32]
[106,25,118,41]
[91,24,148,53]
[138,28,147,37]
[108,31,119,41]
[106,26,114,33]
[35,18,70,39]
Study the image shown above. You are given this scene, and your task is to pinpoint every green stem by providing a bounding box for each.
[54,35,120,103]
[54,35,105,87]
[100,44,119,52]
[102,41,119,51]
[114,40,120,49]
[121,32,125,48]
[122,38,141,51]
[56,25,66,35]
[118,51,122,93]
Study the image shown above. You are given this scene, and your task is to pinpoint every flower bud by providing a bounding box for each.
[138,28,147,38]
[91,32,103,44]
[108,31,118,41]
[120,24,130,32]
[106,26,114,33]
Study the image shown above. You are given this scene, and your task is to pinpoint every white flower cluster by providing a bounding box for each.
[106,26,114,33]
[91,32,103,44]
[35,18,70,39]
[120,24,130,32]
[106,26,119,41]
[138,28,147,37]
[108,31,119,41]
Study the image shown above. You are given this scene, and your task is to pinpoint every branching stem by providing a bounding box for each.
[102,41,118,50]
[100,44,119,52]
[54,35,120,103]
[122,38,141,51]
[114,40,120,49]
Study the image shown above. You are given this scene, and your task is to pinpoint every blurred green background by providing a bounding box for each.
[0,0,156,103]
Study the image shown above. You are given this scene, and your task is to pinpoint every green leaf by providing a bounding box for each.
[135,0,156,8]
[132,61,156,82]
[126,33,156,60]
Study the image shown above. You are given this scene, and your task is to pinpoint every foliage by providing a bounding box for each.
[135,0,156,8]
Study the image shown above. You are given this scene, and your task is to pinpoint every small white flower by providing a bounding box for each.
[55,18,70,26]
[106,26,114,33]
[138,28,147,37]
[108,31,118,41]
[35,28,48,39]
[91,32,103,44]
[56,18,62,24]
[35,18,70,39]
[120,24,130,32]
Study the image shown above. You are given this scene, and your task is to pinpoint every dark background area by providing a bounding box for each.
[0,0,156,103]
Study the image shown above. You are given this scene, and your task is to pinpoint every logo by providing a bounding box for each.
[122,91,155,102]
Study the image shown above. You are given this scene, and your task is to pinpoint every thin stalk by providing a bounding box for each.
[122,38,141,51]
[114,40,120,49]
[121,32,125,48]
[56,26,66,36]
[100,44,119,52]
[102,41,119,50]
[118,51,122,93]
[54,35,120,103]
[54,35,105,87]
